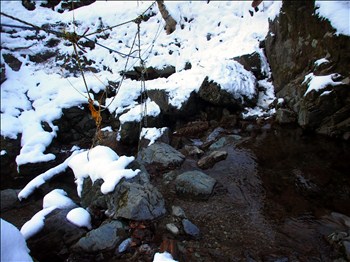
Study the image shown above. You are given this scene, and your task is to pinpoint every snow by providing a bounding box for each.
[315,1,350,36]
[140,127,168,146]
[18,147,83,200]
[20,206,57,240]
[43,189,77,209]
[68,145,140,196]
[119,98,161,124]
[1,219,33,262]
[1,1,283,168]
[303,73,344,96]
[66,207,92,230]
[314,58,329,67]
[153,252,178,262]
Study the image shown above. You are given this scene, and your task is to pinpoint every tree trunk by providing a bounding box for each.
[156,0,177,35]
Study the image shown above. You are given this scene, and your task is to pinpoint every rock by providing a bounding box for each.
[171,206,186,218]
[136,142,185,173]
[174,121,209,138]
[197,150,228,169]
[28,51,56,63]
[184,145,204,157]
[27,208,87,261]
[233,52,267,80]
[118,120,140,145]
[265,1,350,139]
[1,189,20,211]
[106,181,166,221]
[81,175,165,221]
[209,137,227,150]
[182,219,200,238]
[344,241,350,261]
[73,220,124,252]
[175,171,216,199]
[2,53,22,71]
[275,108,296,124]
[198,75,257,110]
[166,223,180,235]
[124,65,176,81]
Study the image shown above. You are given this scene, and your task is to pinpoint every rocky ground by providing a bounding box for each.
[2,119,350,262]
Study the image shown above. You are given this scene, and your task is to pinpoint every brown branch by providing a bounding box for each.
[156,0,177,35]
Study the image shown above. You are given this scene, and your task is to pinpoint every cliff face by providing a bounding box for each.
[265,1,350,139]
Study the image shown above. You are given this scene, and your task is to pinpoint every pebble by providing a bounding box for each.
[166,223,180,235]
[172,206,186,218]
[182,219,200,238]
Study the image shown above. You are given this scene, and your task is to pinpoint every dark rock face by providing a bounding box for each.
[265,1,350,139]
[27,208,87,261]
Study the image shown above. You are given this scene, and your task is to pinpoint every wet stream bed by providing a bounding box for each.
[156,127,350,261]
[2,126,350,261]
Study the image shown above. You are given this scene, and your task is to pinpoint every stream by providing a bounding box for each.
[161,126,350,261]
[1,126,350,261]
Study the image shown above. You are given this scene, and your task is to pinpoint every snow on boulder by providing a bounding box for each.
[1,219,33,262]
[66,207,92,230]
[198,60,258,109]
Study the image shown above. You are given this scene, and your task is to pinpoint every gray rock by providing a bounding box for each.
[166,223,180,235]
[1,189,20,211]
[184,145,204,156]
[175,171,216,199]
[197,150,228,169]
[209,137,227,150]
[136,142,185,173]
[171,206,186,218]
[182,219,200,238]
[74,220,124,252]
[107,181,166,221]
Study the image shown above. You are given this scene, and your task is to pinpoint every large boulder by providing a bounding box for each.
[80,174,166,221]
[265,1,350,139]
[106,181,166,220]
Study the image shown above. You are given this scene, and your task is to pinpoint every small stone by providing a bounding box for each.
[166,223,179,235]
[182,219,200,238]
[172,206,186,218]
[197,150,228,169]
